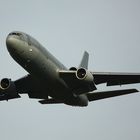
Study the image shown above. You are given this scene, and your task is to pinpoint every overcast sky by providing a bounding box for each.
[0,0,140,140]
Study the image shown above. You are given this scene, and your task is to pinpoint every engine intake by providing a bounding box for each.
[0,78,20,100]
[0,78,10,89]
[76,68,93,82]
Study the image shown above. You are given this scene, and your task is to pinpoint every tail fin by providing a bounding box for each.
[79,51,89,69]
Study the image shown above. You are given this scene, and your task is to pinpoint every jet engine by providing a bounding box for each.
[0,78,20,100]
[76,68,93,82]
[0,78,11,89]
[69,67,77,71]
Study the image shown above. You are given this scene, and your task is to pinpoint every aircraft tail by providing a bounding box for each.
[79,51,89,69]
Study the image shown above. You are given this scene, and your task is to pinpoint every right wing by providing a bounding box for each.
[87,89,139,101]
[14,75,50,99]
[0,75,50,101]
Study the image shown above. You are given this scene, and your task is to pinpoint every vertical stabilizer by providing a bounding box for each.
[79,51,89,69]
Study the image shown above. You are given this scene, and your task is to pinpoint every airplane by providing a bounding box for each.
[0,31,140,107]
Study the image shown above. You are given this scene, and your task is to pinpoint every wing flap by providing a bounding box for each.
[87,89,139,101]
[0,93,20,101]
[39,99,63,104]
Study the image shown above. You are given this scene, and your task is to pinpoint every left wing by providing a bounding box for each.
[93,72,140,86]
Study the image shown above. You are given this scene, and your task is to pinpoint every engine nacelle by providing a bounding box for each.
[0,78,20,100]
[76,68,93,82]
[0,78,11,89]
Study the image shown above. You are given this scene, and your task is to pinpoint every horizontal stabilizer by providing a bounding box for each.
[87,89,139,101]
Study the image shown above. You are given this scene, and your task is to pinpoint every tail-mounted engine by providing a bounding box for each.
[0,78,20,101]
[69,67,77,71]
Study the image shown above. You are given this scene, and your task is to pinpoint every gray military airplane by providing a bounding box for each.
[0,31,140,106]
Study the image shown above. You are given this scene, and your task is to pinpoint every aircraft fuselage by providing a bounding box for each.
[6,31,89,106]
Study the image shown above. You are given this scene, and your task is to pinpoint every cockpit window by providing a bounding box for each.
[9,32,22,36]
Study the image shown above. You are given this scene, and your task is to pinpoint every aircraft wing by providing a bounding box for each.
[0,88,20,101]
[14,75,50,99]
[87,89,139,101]
[93,72,140,86]
[0,75,51,101]
[59,70,96,94]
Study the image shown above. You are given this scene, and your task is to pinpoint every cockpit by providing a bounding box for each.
[7,31,41,48]
[8,31,28,43]
[9,32,22,36]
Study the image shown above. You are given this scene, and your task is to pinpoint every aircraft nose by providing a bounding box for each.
[6,36,16,52]
[6,34,26,58]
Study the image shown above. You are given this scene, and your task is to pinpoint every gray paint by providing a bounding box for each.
[0,0,140,140]
[5,31,139,106]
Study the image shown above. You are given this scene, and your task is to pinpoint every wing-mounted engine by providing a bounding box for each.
[76,68,93,82]
[69,67,94,82]
[0,78,20,101]
[73,68,96,94]
[69,67,94,83]
[60,68,97,94]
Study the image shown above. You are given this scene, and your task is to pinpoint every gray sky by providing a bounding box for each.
[0,0,140,140]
